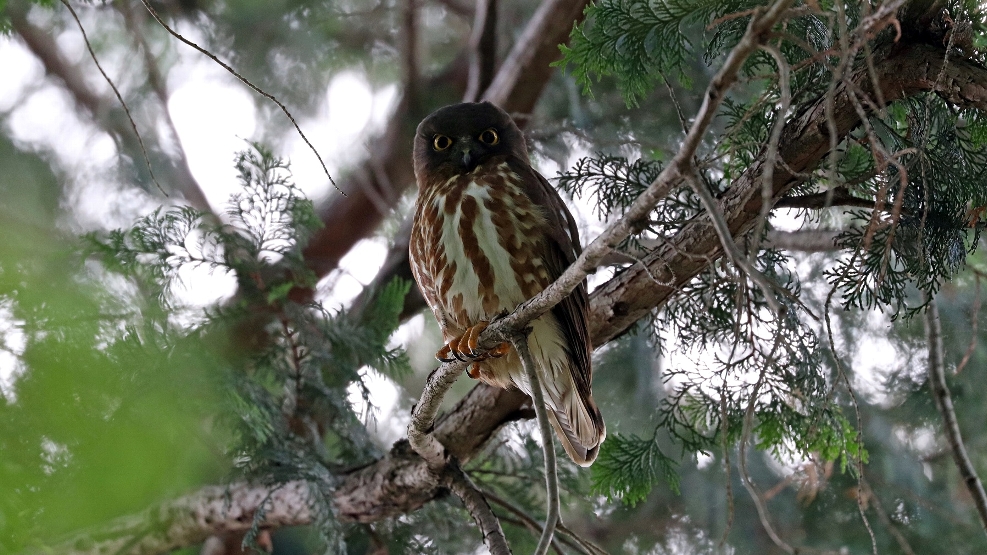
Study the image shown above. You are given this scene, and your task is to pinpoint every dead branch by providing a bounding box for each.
[924,294,987,536]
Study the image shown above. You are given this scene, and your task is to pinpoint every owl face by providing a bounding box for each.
[413,102,528,184]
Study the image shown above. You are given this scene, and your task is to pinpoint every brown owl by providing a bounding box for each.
[408,102,606,466]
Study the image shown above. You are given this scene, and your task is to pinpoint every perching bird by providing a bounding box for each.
[408,101,606,466]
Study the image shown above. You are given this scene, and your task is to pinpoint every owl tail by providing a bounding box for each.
[543,374,607,467]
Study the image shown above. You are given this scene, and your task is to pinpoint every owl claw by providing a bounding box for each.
[467,363,481,379]
[434,321,511,367]
[435,344,457,363]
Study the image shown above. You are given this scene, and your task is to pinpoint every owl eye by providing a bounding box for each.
[478,128,499,146]
[432,134,453,151]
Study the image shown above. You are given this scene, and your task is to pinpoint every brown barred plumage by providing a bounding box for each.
[409,102,606,466]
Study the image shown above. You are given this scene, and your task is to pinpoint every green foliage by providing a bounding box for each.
[558,0,763,105]
[1,144,410,552]
[591,432,679,505]
[828,97,987,318]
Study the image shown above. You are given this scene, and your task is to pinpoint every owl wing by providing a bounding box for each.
[506,157,606,463]
[506,157,591,382]
[409,199,451,339]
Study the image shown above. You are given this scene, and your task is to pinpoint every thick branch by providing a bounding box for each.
[47,482,313,555]
[924,295,987,536]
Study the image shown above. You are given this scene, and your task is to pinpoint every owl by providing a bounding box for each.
[408,102,606,466]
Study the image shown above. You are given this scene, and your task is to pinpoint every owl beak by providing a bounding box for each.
[460,150,474,172]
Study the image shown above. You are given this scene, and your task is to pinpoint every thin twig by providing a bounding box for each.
[955,274,981,374]
[137,0,339,193]
[511,332,559,555]
[61,0,166,197]
[481,488,598,555]
[738,365,796,554]
[683,168,784,316]
[924,294,987,536]
[860,477,917,555]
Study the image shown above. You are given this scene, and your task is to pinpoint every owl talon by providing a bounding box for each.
[488,342,511,358]
[435,344,457,363]
[463,321,490,358]
[467,363,481,379]
[434,321,510,365]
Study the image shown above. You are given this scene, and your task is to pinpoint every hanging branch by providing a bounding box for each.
[924,295,987,536]
[60,0,165,197]
[510,332,559,555]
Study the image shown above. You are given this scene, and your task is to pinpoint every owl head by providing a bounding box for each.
[413,102,528,184]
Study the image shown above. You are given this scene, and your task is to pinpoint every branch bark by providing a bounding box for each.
[924,295,987,536]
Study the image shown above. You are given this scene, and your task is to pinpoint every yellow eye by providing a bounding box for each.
[433,134,452,151]
[478,128,499,145]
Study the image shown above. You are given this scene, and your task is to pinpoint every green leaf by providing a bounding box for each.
[591,432,679,506]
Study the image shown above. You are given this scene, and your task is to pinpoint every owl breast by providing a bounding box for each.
[410,158,552,336]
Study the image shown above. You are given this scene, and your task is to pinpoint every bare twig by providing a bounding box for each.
[137,0,339,192]
[510,332,559,555]
[860,478,917,555]
[737,343,797,553]
[481,488,607,555]
[955,274,981,374]
[61,0,166,197]
[115,0,210,210]
[683,168,785,315]
[924,294,987,536]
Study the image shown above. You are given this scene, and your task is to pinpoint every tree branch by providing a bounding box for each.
[46,482,313,555]
[774,186,879,210]
[511,332,559,555]
[464,0,498,102]
[444,463,513,555]
[41,8,987,555]
[924,294,987,536]
[764,229,843,252]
